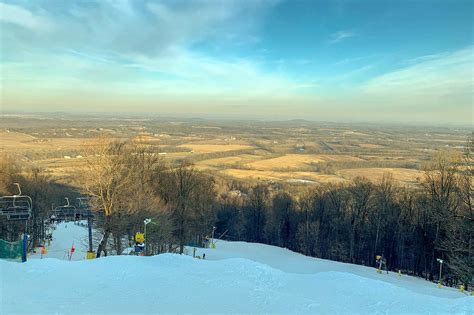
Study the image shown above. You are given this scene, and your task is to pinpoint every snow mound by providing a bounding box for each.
[1,240,472,314]
[197,241,467,299]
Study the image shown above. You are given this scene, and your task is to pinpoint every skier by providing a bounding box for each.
[376,255,388,274]
[40,245,46,258]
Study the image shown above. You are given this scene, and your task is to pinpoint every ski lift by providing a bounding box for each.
[0,183,32,221]
[76,197,93,219]
[76,197,89,208]
[53,197,77,221]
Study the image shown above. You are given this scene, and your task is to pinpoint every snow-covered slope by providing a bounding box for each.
[30,221,90,261]
[1,224,472,314]
[197,241,465,299]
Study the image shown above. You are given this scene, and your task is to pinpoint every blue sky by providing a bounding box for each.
[0,0,472,124]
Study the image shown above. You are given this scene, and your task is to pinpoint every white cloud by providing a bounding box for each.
[328,30,355,44]
[0,1,302,101]
[0,0,278,57]
[0,46,314,105]
[0,2,53,31]
[1,1,471,124]
[1,0,306,103]
[360,47,473,98]
[340,46,474,123]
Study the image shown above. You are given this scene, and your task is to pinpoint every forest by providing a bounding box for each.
[1,135,472,289]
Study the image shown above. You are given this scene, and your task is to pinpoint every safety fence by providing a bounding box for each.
[0,238,24,260]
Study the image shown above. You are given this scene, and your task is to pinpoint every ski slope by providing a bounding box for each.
[1,223,472,314]
[30,221,90,261]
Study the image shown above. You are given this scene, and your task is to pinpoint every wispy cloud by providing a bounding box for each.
[0,2,54,31]
[0,1,471,124]
[327,30,355,44]
[360,46,473,96]
[1,0,307,104]
[0,0,278,56]
[350,46,474,123]
[1,48,313,100]
[332,54,377,66]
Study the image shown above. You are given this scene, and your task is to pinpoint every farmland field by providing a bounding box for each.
[245,154,363,171]
[195,155,260,167]
[336,168,424,185]
[0,130,85,152]
[177,143,254,153]
[221,169,345,184]
[0,114,469,187]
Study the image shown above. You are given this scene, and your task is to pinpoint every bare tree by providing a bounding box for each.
[155,162,215,254]
[82,138,152,257]
[347,177,373,264]
[267,191,295,248]
[422,152,462,276]
[244,184,269,243]
[370,173,399,266]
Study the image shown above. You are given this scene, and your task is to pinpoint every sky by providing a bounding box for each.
[0,0,472,124]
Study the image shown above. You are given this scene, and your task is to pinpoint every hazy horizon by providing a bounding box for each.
[1,0,473,124]
[2,109,473,130]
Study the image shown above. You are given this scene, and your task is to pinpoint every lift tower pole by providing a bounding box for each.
[88,213,93,252]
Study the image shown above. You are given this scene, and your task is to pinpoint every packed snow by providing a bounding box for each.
[0,222,472,314]
[30,221,90,261]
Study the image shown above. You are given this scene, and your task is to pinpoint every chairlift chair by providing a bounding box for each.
[53,197,77,221]
[0,183,32,221]
[76,197,93,219]
[76,197,89,208]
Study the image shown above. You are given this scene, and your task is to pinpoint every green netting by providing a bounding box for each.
[0,238,23,259]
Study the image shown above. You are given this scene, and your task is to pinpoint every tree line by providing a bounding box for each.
[1,135,472,289]
[81,136,472,288]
